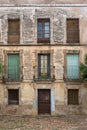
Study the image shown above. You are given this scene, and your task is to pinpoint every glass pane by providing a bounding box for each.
[45,22,50,38]
[38,22,43,38]
[44,33,50,38]
[45,22,49,26]
[38,32,42,38]
[38,22,42,31]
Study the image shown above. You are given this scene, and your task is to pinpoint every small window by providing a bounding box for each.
[37,19,50,43]
[67,19,79,43]
[68,89,79,105]
[8,89,19,105]
[8,19,20,44]
[66,54,79,79]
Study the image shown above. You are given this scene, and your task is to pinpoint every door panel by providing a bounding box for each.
[38,89,50,114]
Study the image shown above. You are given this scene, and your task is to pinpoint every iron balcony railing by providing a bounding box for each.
[33,65,55,81]
[64,65,81,81]
[3,67,23,82]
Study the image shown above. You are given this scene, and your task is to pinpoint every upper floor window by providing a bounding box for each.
[67,19,79,43]
[37,19,50,43]
[66,54,79,79]
[8,19,20,44]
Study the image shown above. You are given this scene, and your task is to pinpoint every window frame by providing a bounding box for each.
[4,50,23,82]
[38,54,50,79]
[8,89,19,105]
[66,18,79,44]
[37,19,50,43]
[66,53,79,80]
[68,89,79,105]
[7,53,20,81]
[8,19,20,44]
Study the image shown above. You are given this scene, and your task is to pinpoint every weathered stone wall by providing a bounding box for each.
[0,6,86,115]
[0,0,86,4]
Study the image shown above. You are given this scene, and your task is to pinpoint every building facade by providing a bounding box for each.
[0,0,87,115]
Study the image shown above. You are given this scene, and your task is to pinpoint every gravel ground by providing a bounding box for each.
[0,115,87,130]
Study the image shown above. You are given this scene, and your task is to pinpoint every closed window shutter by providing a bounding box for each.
[8,54,20,80]
[47,54,50,76]
[67,54,79,79]
[38,55,41,76]
[67,19,79,43]
[8,19,20,43]
[68,89,79,105]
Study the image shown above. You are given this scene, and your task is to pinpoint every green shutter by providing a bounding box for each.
[67,54,79,79]
[8,54,20,80]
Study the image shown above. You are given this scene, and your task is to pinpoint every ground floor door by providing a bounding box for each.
[38,89,51,114]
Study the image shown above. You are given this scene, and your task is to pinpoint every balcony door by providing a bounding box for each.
[38,54,50,78]
[8,54,20,81]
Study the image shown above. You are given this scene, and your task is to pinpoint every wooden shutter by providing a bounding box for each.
[38,54,41,76]
[8,54,20,80]
[47,54,50,76]
[68,89,79,105]
[67,54,79,79]
[8,19,20,43]
[67,19,79,43]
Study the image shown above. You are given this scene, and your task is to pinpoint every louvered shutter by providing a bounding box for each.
[67,19,79,43]
[8,54,20,80]
[67,54,79,79]
[47,54,50,77]
[38,54,41,77]
[8,19,20,43]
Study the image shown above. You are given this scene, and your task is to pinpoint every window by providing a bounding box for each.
[8,54,20,81]
[67,19,79,43]
[68,89,79,105]
[37,19,50,43]
[8,19,20,44]
[8,89,19,105]
[66,54,79,79]
[38,54,50,78]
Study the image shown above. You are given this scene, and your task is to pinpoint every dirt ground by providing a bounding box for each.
[0,115,87,130]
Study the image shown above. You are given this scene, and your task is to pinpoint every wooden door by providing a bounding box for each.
[38,89,51,114]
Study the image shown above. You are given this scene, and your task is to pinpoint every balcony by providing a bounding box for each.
[2,68,23,83]
[63,66,82,83]
[33,65,55,82]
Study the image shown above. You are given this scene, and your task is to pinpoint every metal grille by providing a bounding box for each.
[68,89,79,105]
[8,89,19,105]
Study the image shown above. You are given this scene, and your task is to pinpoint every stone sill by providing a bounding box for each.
[0,4,87,7]
[34,78,55,83]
